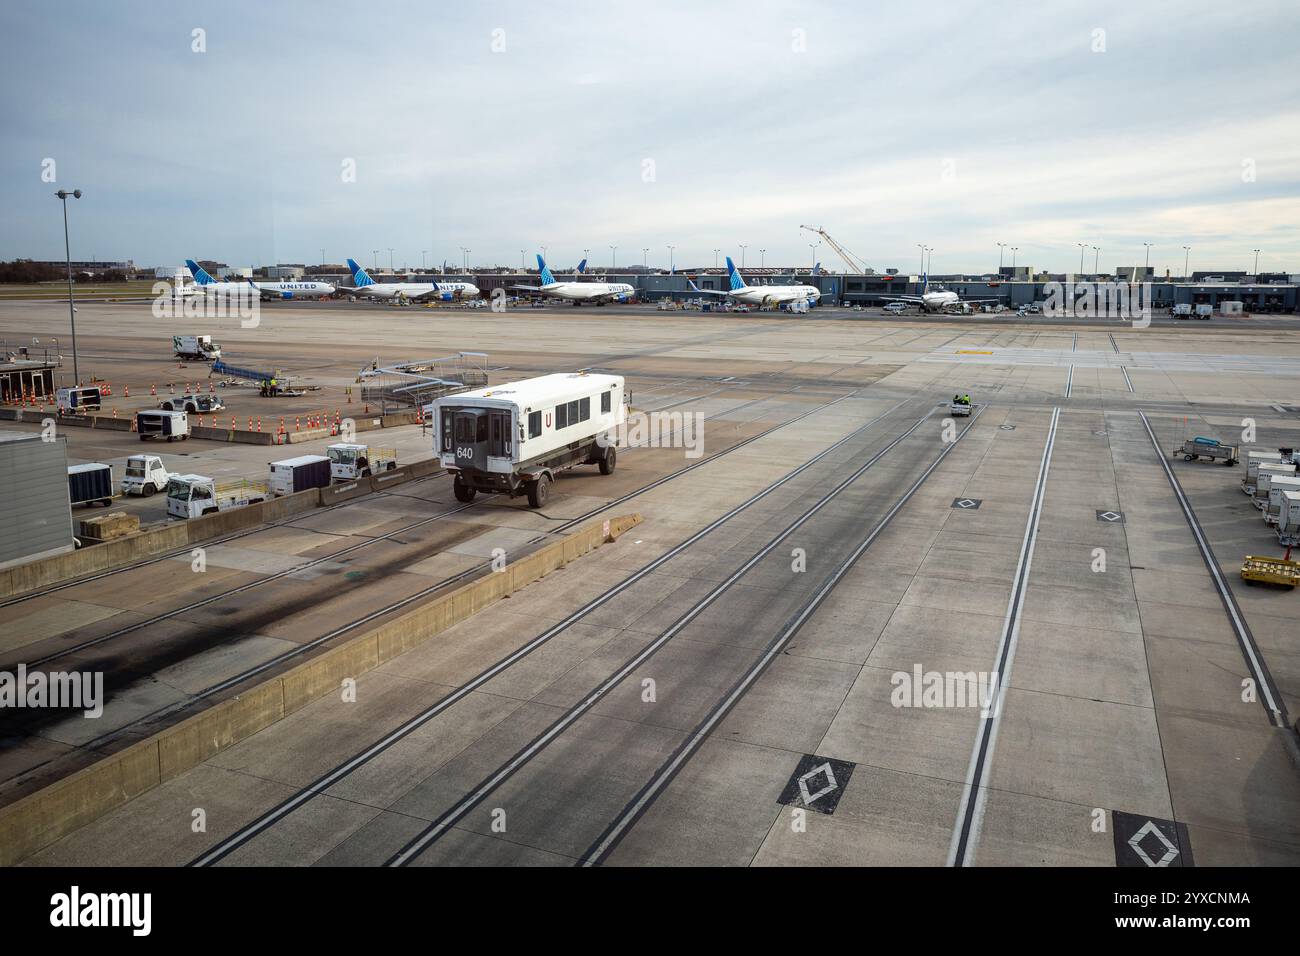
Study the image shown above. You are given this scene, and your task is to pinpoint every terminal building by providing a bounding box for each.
[303,264,1300,313]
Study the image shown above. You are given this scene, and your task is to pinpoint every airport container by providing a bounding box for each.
[1243,451,1285,494]
[1264,476,1300,525]
[0,431,74,570]
[1253,462,1297,509]
[1275,490,1300,543]
[136,409,190,442]
[434,371,626,508]
[56,385,102,415]
[67,462,113,508]
[268,454,331,496]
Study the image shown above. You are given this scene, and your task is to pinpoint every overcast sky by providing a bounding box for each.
[3,0,1299,275]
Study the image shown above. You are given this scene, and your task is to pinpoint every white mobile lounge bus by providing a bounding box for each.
[434,372,626,508]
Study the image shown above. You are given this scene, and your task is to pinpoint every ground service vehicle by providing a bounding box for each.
[327,443,397,481]
[121,454,169,496]
[173,334,222,361]
[136,409,190,442]
[949,396,972,417]
[166,475,267,519]
[67,462,113,507]
[268,455,331,496]
[160,393,223,414]
[56,386,102,415]
[435,371,626,508]
[1195,304,1213,319]
[883,301,908,314]
[1175,436,1238,464]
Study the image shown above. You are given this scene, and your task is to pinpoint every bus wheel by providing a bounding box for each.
[599,446,617,475]
[527,474,550,508]
[453,476,476,502]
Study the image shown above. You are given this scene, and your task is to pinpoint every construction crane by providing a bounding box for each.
[799,225,872,275]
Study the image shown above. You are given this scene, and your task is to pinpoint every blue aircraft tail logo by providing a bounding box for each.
[346,258,374,288]
[185,260,217,285]
[576,258,588,275]
[725,256,746,292]
[537,254,557,286]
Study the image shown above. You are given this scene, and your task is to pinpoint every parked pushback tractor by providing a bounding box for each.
[434,372,626,508]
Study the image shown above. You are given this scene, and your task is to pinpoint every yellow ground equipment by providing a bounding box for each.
[1241,554,1300,589]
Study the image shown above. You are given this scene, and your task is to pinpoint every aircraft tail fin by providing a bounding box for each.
[537,254,557,285]
[346,258,374,288]
[185,259,216,285]
[725,256,746,292]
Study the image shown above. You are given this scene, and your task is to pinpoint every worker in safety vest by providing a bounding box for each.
[963,394,970,405]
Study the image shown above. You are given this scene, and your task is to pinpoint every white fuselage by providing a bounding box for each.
[919,290,961,311]
[728,284,821,307]
[352,281,480,301]
[539,281,634,303]
[251,280,335,299]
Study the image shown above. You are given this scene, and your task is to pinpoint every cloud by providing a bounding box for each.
[2,0,1297,273]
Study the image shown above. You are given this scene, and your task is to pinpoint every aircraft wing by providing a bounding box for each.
[688,279,731,297]
[882,294,926,303]
[509,284,544,293]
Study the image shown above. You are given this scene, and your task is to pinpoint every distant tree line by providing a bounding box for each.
[0,261,129,283]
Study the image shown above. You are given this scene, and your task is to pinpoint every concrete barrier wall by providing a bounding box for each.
[0,513,641,865]
[0,523,190,599]
[0,448,441,597]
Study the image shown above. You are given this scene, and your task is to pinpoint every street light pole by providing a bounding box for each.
[610,246,617,271]
[997,242,1005,272]
[642,247,649,269]
[520,250,526,271]
[372,250,379,270]
[713,248,720,268]
[1183,246,1191,279]
[739,244,747,268]
[667,245,675,274]
[55,189,82,384]
[1093,246,1100,273]
[759,248,766,268]
[1253,248,1261,274]
[1076,242,1085,276]
[1011,247,1018,269]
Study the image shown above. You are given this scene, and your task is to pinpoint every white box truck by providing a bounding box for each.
[434,371,626,508]
[1171,304,1193,319]
[268,455,331,496]
[121,454,169,496]
[136,409,190,442]
[327,443,397,481]
[166,475,267,519]
[1194,304,1214,319]
[172,334,221,361]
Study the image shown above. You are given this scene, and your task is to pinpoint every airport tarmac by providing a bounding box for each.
[2,298,1299,867]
